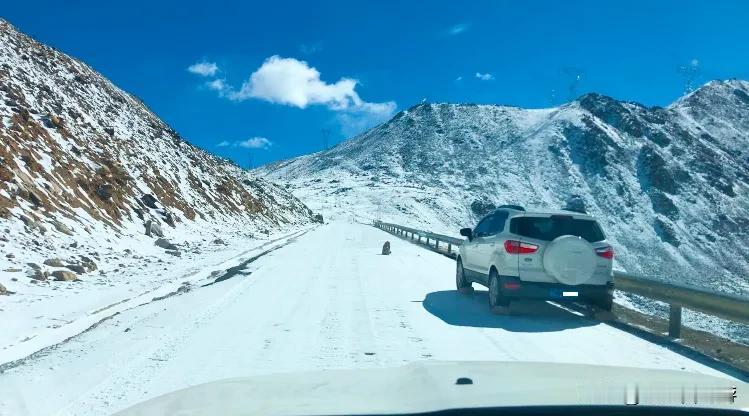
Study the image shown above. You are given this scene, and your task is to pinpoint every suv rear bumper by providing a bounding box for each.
[500,275,612,302]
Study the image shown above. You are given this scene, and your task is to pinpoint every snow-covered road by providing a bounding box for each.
[0,221,734,415]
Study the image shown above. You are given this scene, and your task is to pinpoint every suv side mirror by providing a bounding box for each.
[460,228,473,241]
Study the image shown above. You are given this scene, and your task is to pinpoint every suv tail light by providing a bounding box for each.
[595,246,614,260]
[504,240,538,254]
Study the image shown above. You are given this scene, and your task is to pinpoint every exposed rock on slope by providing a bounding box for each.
[258,81,749,296]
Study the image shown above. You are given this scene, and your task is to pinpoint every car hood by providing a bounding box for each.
[114,361,748,415]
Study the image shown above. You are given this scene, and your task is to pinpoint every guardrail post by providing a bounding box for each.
[435,240,440,250]
[426,237,430,245]
[668,304,682,338]
[447,243,452,254]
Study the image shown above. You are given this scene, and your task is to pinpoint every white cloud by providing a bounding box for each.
[448,23,470,35]
[188,61,219,77]
[238,137,272,149]
[206,78,227,92]
[207,55,396,137]
[218,137,273,150]
[475,72,494,81]
[455,76,463,81]
[228,56,365,110]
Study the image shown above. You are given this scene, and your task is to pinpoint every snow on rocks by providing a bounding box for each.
[154,238,178,251]
[144,219,164,237]
[28,269,47,281]
[51,220,74,236]
[43,258,64,267]
[51,270,77,281]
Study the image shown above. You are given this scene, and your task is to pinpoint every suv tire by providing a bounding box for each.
[592,292,613,312]
[488,269,510,313]
[590,292,615,321]
[456,258,473,293]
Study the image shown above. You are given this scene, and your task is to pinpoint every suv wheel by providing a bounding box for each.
[591,292,613,312]
[488,269,510,313]
[589,292,615,321]
[456,258,473,293]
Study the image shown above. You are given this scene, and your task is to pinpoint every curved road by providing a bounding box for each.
[0,221,732,415]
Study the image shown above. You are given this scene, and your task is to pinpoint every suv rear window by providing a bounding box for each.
[510,216,605,242]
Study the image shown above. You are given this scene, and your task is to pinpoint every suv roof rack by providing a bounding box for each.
[497,204,525,211]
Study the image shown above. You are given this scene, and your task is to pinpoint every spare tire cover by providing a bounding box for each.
[542,235,596,285]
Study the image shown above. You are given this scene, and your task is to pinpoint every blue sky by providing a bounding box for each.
[3,1,749,167]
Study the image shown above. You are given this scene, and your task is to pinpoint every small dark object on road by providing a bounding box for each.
[381,241,391,255]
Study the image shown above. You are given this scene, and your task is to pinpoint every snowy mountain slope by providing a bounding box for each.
[0,18,314,351]
[0,18,313,252]
[257,81,749,297]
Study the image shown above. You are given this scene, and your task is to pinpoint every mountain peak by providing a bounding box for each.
[670,79,749,109]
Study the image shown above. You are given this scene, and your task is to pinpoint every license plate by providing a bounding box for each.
[562,291,579,297]
[550,289,578,298]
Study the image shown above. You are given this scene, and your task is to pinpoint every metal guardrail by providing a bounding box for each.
[373,220,749,339]
[374,221,463,257]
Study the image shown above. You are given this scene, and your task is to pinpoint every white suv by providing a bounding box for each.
[456,205,614,313]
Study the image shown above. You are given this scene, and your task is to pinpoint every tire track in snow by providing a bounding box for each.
[55,251,287,415]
